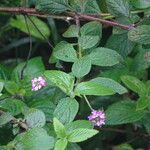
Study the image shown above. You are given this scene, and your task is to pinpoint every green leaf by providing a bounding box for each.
[53,118,66,138]
[12,57,45,83]
[85,0,101,14]
[141,114,150,134]
[54,97,79,124]
[53,41,77,62]
[24,108,46,128]
[36,0,68,14]
[80,21,102,37]
[63,25,79,38]
[44,70,74,95]
[66,143,81,150]
[10,15,50,40]
[74,81,115,96]
[28,99,55,121]
[121,75,146,96]
[4,81,20,95]
[78,36,99,49]
[128,25,150,45]
[106,0,130,17]
[0,82,4,93]
[106,33,135,58]
[65,120,93,133]
[114,143,134,150]
[130,0,150,9]
[68,128,98,143]
[136,97,150,111]
[72,56,91,78]
[14,128,55,150]
[0,99,27,116]
[0,112,13,126]
[106,101,145,125]
[54,139,68,150]
[89,47,123,66]
[91,77,127,94]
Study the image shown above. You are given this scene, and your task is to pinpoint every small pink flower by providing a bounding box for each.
[31,76,46,91]
[88,109,105,127]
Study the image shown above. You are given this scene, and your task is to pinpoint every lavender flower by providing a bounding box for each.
[88,109,105,127]
[31,76,46,91]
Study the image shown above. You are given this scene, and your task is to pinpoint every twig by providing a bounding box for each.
[0,7,135,30]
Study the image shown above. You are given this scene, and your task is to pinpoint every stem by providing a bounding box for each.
[83,95,93,110]
[0,7,135,30]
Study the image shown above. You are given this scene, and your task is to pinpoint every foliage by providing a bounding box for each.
[0,0,150,150]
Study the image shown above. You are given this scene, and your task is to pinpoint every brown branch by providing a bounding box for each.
[0,7,135,30]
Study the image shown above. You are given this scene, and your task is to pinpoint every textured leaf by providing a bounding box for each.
[79,35,99,49]
[68,128,98,143]
[28,99,55,121]
[106,101,145,125]
[44,70,74,95]
[106,33,135,57]
[10,15,50,40]
[54,139,68,150]
[72,56,91,78]
[128,25,150,45]
[53,118,66,138]
[54,97,79,124]
[63,25,79,38]
[53,41,77,62]
[91,77,127,94]
[36,0,68,14]
[136,97,150,111]
[74,81,115,96]
[106,0,130,17]
[89,47,122,66]
[0,112,13,126]
[130,0,150,9]
[121,75,146,96]
[24,108,46,128]
[65,120,93,133]
[0,99,27,116]
[14,128,55,150]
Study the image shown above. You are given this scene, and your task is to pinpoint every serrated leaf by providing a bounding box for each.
[14,128,55,150]
[121,75,146,96]
[136,97,150,111]
[24,108,46,128]
[91,77,127,94]
[63,25,79,38]
[54,139,68,150]
[80,21,102,37]
[10,15,50,40]
[44,70,74,95]
[0,112,13,126]
[54,97,79,124]
[79,35,99,49]
[72,56,91,78]
[89,47,122,66]
[74,81,115,96]
[0,99,27,116]
[36,0,68,14]
[53,41,77,62]
[53,118,66,138]
[65,120,93,133]
[128,25,150,45]
[106,101,145,125]
[106,0,130,17]
[68,128,98,143]
[28,99,55,121]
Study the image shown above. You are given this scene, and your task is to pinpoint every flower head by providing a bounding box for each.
[31,76,46,91]
[88,109,105,127]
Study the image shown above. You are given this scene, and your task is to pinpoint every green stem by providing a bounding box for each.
[83,95,93,110]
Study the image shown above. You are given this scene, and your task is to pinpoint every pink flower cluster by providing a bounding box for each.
[88,109,105,127]
[31,76,46,91]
